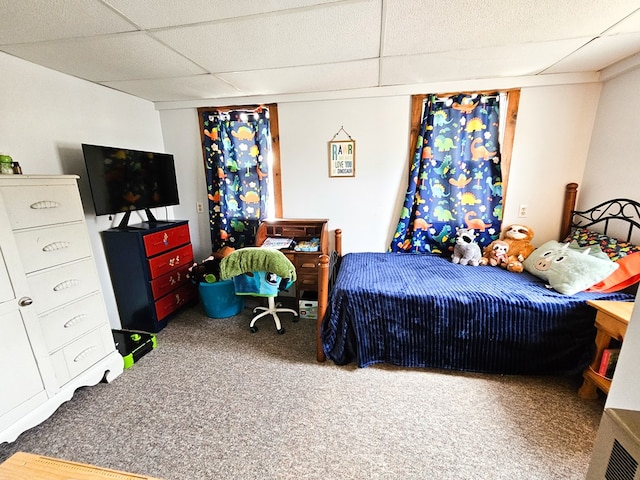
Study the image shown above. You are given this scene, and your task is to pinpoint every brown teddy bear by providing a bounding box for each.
[479,240,509,267]
[499,224,535,273]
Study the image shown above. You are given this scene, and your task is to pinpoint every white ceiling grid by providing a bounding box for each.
[0,0,639,102]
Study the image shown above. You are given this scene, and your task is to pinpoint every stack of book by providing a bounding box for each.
[598,348,621,379]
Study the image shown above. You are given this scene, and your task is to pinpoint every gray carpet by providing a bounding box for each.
[0,298,605,479]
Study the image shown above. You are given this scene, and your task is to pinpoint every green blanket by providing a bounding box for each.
[219,247,297,282]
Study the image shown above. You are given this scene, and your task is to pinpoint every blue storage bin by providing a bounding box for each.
[199,280,245,318]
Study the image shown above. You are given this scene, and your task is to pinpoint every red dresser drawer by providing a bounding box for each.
[147,244,194,280]
[154,283,197,322]
[150,264,191,300]
[143,224,191,257]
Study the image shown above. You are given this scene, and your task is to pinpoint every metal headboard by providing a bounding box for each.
[571,198,640,242]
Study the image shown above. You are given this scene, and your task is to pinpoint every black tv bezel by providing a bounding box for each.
[81,143,180,226]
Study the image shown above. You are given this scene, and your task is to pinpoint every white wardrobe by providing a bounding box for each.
[0,175,123,443]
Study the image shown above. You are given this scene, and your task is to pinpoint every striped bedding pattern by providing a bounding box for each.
[321,252,633,374]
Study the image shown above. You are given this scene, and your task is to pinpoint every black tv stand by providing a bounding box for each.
[118,208,161,229]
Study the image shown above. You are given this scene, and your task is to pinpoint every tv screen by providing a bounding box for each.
[82,144,180,217]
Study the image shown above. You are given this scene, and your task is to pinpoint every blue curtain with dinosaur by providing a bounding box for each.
[390,93,503,254]
[201,108,271,251]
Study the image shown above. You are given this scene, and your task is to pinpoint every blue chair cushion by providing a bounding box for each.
[233,271,294,297]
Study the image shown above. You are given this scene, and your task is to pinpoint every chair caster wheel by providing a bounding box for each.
[277,328,285,335]
[250,326,258,333]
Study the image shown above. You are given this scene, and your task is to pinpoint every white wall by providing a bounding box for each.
[158,108,210,261]
[0,52,165,327]
[160,83,603,258]
[278,96,411,253]
[585,65,640,411]
[505,84,601,243]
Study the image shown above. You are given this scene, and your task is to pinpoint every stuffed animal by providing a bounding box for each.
[187,246,236,283]
[500,224,535,273]
[479,240,509,267]
[187,255,219,284]
[451,228,482,266]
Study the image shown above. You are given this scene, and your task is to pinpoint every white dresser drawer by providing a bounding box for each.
[50,325,113,386]
[39,293,109,353]
[27,258,101,315]
[2,184,84,230]
[15,222,92,274]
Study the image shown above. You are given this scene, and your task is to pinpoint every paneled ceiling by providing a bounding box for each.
[1,0,640,103]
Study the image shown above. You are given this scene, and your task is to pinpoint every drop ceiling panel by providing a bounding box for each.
[381,39,590,86]
[1,1,640,102]
[383,0,640,56]
[101,74,244,102]
[605,8,640,34]
[153,0,381,73]
[0,0,136,44]
[1,32,207,82]
[218,59,380,96]
[105,0,347,29]
[544,32,640,74]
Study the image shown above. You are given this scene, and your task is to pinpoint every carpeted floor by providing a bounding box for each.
[0,299,606,479]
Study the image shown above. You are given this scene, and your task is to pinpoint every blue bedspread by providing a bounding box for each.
[321,252,634,374]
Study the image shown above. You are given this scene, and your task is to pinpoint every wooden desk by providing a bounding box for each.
[256,219,342,361]
[0,452,161,479]
[578,300,633,399]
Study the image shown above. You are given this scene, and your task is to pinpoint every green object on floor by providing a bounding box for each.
[112,329,157,369]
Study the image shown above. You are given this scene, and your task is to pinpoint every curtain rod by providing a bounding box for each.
[203,105,267,114]
[431,92,500,102]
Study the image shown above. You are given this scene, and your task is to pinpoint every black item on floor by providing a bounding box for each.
[112,329,157,369]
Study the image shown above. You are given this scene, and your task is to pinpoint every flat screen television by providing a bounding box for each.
[81,143,180,228]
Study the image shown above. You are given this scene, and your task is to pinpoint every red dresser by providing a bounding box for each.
[102,221,197,332]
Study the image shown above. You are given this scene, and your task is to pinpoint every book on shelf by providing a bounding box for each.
[598,348,621,379]
[261,237,294,250]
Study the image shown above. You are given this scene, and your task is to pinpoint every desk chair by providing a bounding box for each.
[219,248,298,334]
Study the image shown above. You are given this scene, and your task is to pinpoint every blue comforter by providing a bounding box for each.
[321,252,634,374]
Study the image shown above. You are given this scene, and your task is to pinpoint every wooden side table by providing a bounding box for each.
[578,300,633,399]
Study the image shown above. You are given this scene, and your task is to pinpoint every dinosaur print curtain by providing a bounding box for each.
[200,108,271,251]
[390,93,503,254]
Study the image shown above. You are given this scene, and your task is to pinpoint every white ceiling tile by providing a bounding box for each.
[101,74,244,102]
[0,0,136,45]
[604,8,640,34]
[0,32,207,82]
[1,0,640,102]
[544,32,640,74]
[380,39,590,86]
[383,0,640,57]
[153,0,381,72]
[218,59,380,96]
[105,0,348,29]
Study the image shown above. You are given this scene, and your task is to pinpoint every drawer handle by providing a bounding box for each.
[30,200,61,209]
[73,346,98,363]
[64,314,89,328]
[53,279,80,291]
[301,262,316,268]
[43,241,71,252]
[18,297,33,307]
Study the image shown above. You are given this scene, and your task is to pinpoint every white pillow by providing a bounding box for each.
[523,241,619,295]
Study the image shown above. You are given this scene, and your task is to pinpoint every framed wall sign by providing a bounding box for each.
[328,126,356,177]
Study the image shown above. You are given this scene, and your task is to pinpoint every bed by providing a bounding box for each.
[320,183,640,375]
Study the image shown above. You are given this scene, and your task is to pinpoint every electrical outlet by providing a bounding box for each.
[518,204,528,218]
[196,202,204,214]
